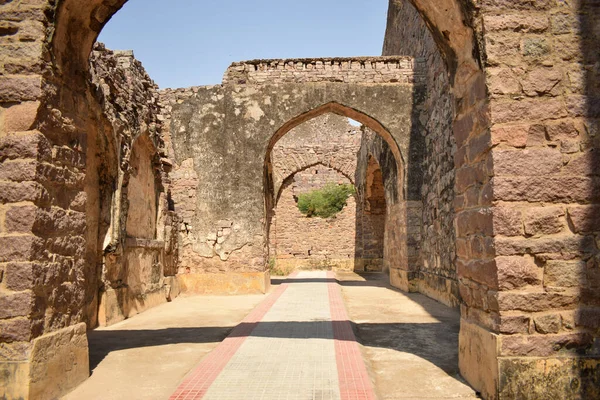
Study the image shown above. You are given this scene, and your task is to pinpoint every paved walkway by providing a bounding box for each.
[170,271,375,400]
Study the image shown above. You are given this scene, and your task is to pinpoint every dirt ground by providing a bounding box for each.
[337,271,478,399]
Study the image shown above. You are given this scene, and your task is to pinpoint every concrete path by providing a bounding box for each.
[63,271,477,400]
[63,293,268,400]
[170,271,375,400]
[338,272,478,399]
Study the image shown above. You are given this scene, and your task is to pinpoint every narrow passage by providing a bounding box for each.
[170,271,376,400]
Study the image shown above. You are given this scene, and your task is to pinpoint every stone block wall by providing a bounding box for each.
[268,114,361,270]
[223,56,423,85]
[270,166,357,271]
[384,0,458,307]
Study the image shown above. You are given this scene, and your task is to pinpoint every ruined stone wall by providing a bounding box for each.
[89,45,180,327]
[158,78,414,290]
[270,166,356,271]
[224,56,421,85]
[384,0,458,307]
[268,114,360,270]
[481,2,600,397]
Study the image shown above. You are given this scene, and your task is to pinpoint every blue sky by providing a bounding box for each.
[98,0,389,89]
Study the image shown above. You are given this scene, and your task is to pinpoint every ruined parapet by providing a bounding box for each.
[223,56,425,85]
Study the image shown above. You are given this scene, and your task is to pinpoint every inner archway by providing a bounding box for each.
[264,105,406,281]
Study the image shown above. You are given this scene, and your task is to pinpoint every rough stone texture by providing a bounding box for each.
[384,0,458,307]
[160,74,413,277]
[223,57,423,85]
[268,114,361,270]
[89,45,179,327]
[1,0,599,398]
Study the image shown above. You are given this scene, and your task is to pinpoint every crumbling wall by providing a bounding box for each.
[159,76,414,291]
[267,114,360,270]
[384,0,458,307]
[270,166,356,271]
[223,57,420,85]
[89,44,180,326]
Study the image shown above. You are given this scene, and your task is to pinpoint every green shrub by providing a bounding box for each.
[297,183,355,218]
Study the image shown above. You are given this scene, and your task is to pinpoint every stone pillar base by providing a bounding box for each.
[389,268,418,292]
[459,319,499,400]
[177,271,270,295]
[98,286,169,327]
[0,323,90,400]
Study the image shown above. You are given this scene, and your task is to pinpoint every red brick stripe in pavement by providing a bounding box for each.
[169,272,298,400]
[327,271,377,400]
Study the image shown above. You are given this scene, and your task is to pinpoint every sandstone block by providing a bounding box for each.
[533,313,561,334]
[495,235,596,256]
[457,259,497,289]
[0,160,37,182]
[493,176,600,203]
[500,332,592,357]
[0,75,42,102]
[522,68,563,97]
[492,148,562,176]
[0,318,33,342]
[1,101,40,133]
[0,291,34,319]
[4,262,34,291]
[567,205,600,234]
[523,206,565,236]
[496,256,541,290]
[499,314,530,334]
[456,208,494,236]
[0,235,39,263]
[0,130,51,162]
[544,260,586,288]
[563,150,600,176]
[491,124,528,147]
[0,181,50,205]
[492,206,523,237]
[498,290,579,312]
[5,205,37,233]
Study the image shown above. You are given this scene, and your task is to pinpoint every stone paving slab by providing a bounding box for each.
[169,271,376,400]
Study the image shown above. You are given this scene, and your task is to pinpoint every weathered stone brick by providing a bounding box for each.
[498,290,579,312]
[495,235,596,256]
[456,208,494,236]
[0,318,33,343]
[4,262,34,291]
[0,181,50,205]
[533,313,561,334]
[563,150,600,176]
[491,98,567,124]
[500,332,593,357]
[1,101,40,133]
[493,176,600,203]
[499,314,531,334]
[492,148,562,176]
[545,260,586,288]
[0,291,34,319]
[524,207,565,236]
[0,160,37,181]
[567,205,600,234]
[496,256,541,291]
[0,235,39,264]
[521,68,563,97]
[492,206,523,237]
[491,124,530,147]
[0,131,51,162]
[483,13,549,33]
[457,259,498,289]
[0,75,42,102]
[5,205,37,233]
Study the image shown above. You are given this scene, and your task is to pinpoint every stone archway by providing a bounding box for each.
[1,0,599,399]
